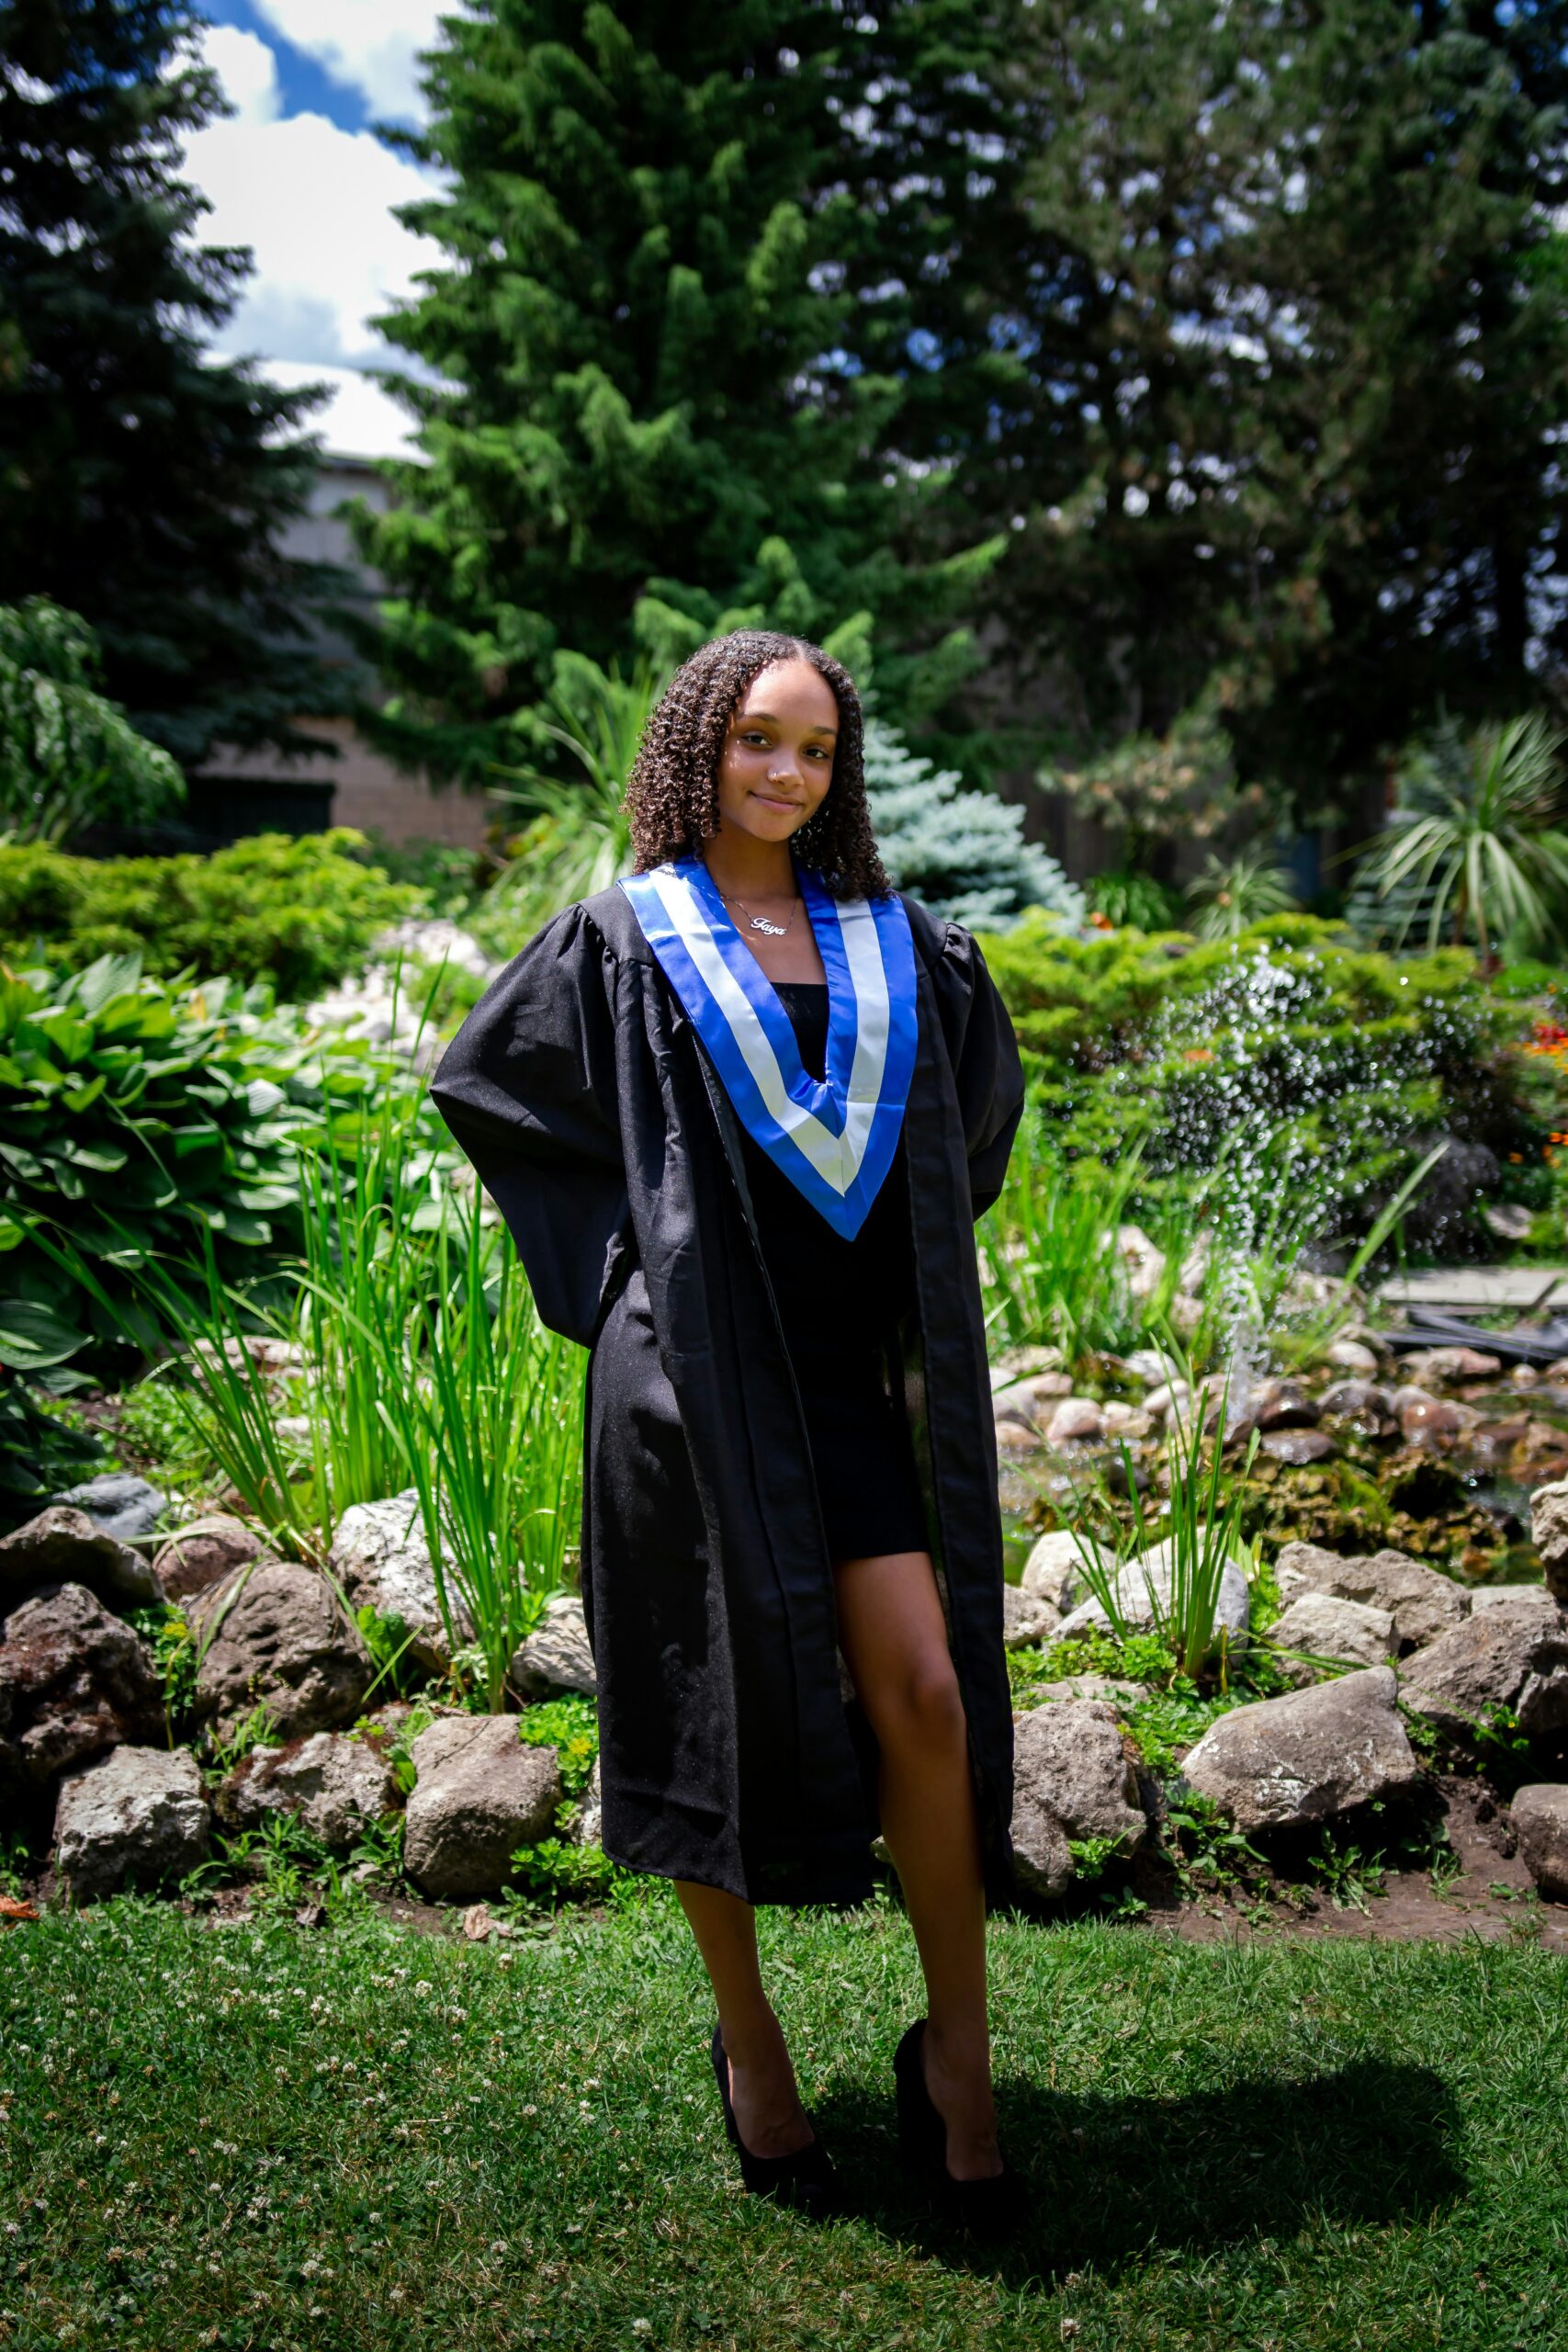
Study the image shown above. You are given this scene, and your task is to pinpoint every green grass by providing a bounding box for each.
[4,1900,1568,2349]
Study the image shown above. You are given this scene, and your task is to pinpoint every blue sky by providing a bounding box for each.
[201,0,378,133]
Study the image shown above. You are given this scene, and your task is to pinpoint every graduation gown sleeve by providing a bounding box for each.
[925,918,1027,1218]
[428,902,631,1349]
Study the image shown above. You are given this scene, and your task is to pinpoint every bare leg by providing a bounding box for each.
[833,1548,1001,2180]
[674,1880,815,2159]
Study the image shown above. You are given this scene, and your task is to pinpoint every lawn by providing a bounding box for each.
[3,1897,1567,2351]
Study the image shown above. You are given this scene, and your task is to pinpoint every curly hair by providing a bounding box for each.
[624,630,892,899]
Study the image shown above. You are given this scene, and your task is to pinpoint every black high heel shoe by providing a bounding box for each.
[709,2025,838,2215]
[893,2018,1024,2237]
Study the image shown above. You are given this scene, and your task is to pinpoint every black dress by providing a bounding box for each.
[431,884,1025,1907]
[743,981,927,1562]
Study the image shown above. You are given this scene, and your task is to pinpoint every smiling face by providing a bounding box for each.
[714,659,839,847]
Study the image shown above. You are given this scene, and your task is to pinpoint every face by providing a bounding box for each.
[715,660,838,845]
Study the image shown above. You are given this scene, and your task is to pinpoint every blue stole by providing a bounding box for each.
[617,856,918,1240]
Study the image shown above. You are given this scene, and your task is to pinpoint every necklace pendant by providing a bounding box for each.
[750,915,788,936]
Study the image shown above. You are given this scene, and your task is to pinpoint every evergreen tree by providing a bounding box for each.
[864,718,1085,930]
[358,1,999,788]
[0,1,343,769]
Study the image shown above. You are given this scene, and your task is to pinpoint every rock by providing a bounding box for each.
[53,1745,209,1902]
[1325,1339,1380,1375]
[0,1584,163,1789]
[1100,1402,1155,1439]
[1013,1371,1074,1412]
[1144,1381,1190,1421]
[1484,1204,1535,1243]
[1547,1359,1568,1384]
[1273,1542,1468,1653]
[0,1507,162,1611]
[1002,1584,1060,1649]
[220,1730,400,1851]
[1181,1666,1421,1832]
[1509,1363,1541,1391]
[1399,1394,1476,1444]
[152,1516,267,1604]
[1056,1544,1249,1649]
[1471,1584,1554,1611]
[1044,1397,1104,1445]
[1114,1224,1167,1300]
[328,1490,470,1674]
[572,1756,604,1848]
[1398,1598,1568,1740]
[187,1561,373,1740]
[1123,1350,1179,1385]
[1319,1381,1394,1422]
[49,1474,167,1544]
[1254,1380,1321,1431]
[1029,1673,1152,1708]
[1509,1785,1568,1899]
[1267,1592,1395,1685]
[1021,1530,1089,1613]
[995,1418,1041,1456]
[1010,1700,1147,1898]
[1403,1347,1503,1385]
[1531,1478,1568,1602]
[1260,1429,1337,1465]
[403,1715,564,1898]
[509,1593,596,1698]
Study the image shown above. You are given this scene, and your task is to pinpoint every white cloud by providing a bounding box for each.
[257,358,423,458]
[200,24,281,127]
[250,0,447,121]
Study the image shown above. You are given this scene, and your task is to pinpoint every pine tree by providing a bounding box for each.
[864,718,1084,930]
[357,1,998,788]
[0,0,344,769]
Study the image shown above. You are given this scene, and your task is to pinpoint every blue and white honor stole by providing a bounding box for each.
[617,856,918,1239]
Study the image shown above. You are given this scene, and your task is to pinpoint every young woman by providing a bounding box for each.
[433,631,1025,2226]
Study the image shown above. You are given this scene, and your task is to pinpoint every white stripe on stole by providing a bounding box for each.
[645,866,891,1200]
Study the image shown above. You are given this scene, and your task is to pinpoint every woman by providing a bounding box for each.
[432,630,1025,2225]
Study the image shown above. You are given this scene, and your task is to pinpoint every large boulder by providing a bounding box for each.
[1267,1592,1395,1686]
[403,1716,564,1898]
[187,1561,372,1740]
[49,1474,167,1544]
[509,1593,596,1698]
[0,1583,163,1790]
[0,1507,162,1610]
[219,1730,400,1851]
[1180,1666,1421,1833]
[1020,1530,1089,1614]
[1397,1596,1568,1741]
[1509,1785,1568,1900]
[1010,1699,1147,1897]
[1055,1544,1249,1649]
[1001,1584,1060,1649]
[152,1516,267,1605]
[327,1491,469,1674]
[53,1745,209,1902]
[1274,1542,1467,1653]
[1531,1478,1568,1603]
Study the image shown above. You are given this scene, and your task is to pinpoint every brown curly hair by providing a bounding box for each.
[624,631,892,899]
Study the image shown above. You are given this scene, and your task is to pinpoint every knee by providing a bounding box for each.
[874,1653,967,1755]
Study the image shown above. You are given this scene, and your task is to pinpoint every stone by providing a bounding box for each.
[220,1730,400,1851]
[1056,1544,1249,1648]
[1123,1350,1180,1385]
[1044,1397,1104,1445]
[1470,1583,1554,1611]
[1002,1583,1060,1649]
[1325,1339,1380,1375]
[1273,1542,1468,1653]
[572,1757,604,1848]
[995,1417,1041,1456]
[1267,1592,1395,1685]
[1144,1381,1190,1421]
[152,1516,267,1605]
[509,1592,596,1698]
[1484,1203,1535,1243]
[1509,1785,1568,1900]
[1399,1394,1476,1443]
[1014,1371,1074,1412]
[1100,1402,1155,1439]
[1403,1347,1503,1385]
[1010,1700,1147,1897]
[1510,1363,1541,1391]
[1254,1380,1321,1431]
[187,1561,373,1740]
[0,1583,163,1789]
[1021,1529,1090,1613]
[403,1715,564,1899]
[0,1507,162,1611]
[1318,1381,1394,1422]
[1181,1666,1421,1832]
[328,1490,470,1673]
[49,1474,167,1544]
[53,1745,209,1902]
[1114,1224,1167,1300]
[1547,1359,1568,1383]
[1029,1673,1152,1708]
[1260,1430,1337,1466]
[1530,1478,1568,1602]
[1398,1598,1568,1740]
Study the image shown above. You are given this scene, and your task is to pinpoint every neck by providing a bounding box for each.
[701,830,800,905]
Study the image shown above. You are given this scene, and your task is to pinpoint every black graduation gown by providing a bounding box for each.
[429,882,1026,1908]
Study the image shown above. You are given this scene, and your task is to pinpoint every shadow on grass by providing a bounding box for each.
[810,2055,1465,2279]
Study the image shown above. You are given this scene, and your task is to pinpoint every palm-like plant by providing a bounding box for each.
[488,655,663,932]
[1354,713,1568,961]
[1185,849,1299,942]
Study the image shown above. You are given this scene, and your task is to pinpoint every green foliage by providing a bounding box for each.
[479,655,650,941]
[0,1375,102,1523]
[979,1136,1145,1361]
[1042,707,1269,866]
[0,599,185,845]
[505,1837,623,1910]
[1186,849,1300,943]
[1086,866,1183,933]
[516,1694,598,1801]
[863,717,1086,931]
[128,1602,200,1744]
[0,831,418,998]
[1161,1788,1269,1901]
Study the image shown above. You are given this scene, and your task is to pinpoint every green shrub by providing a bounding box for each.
[0,830,418,999]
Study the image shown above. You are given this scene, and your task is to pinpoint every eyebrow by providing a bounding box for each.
[741,711,838,735]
